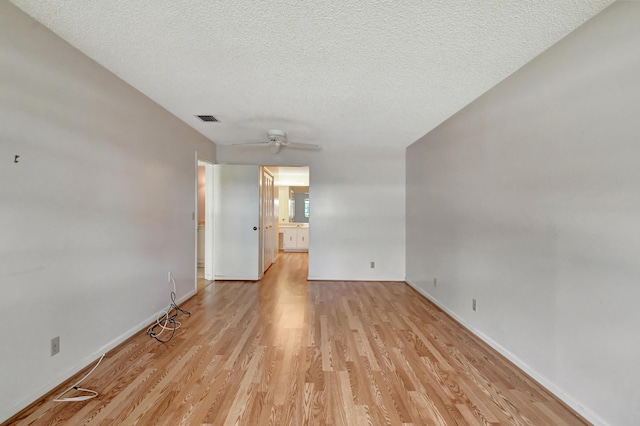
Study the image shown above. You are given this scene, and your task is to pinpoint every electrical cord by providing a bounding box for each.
[146,274,190,343]
[54,353,106,402]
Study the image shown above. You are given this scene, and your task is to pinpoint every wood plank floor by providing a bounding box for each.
[6,252,587,425]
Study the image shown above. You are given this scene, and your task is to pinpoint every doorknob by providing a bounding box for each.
[253,226,257,230]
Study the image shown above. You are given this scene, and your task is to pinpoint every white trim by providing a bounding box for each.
[204,163,215,281]
[213,276,259,281]
[6,290,196,423]
[307,276,405,282]
[194,152,200,292]
[404,279,609,426]
[196,155,216,283]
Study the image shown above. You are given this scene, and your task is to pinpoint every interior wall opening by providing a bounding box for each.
[267,166,310,272]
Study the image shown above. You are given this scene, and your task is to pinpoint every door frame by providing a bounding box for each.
[195,155,215,290]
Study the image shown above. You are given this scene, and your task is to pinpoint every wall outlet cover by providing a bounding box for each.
[51,336,60,356]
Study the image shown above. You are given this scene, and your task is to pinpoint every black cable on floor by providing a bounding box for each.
[146,277,191,343]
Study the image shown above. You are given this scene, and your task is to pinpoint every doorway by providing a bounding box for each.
[269,166,310,276]
[210,164,311,281]
[196,158,214,291]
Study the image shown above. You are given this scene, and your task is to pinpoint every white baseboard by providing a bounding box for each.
[307,276,405,282]
[404,280,608,426]
[96,289,196,355]
[214,275,259,281]
[5,290,196,424]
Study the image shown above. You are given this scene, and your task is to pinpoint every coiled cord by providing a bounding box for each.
[146,275,190,343]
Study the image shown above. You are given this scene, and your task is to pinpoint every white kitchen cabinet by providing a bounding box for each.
[296,227,309,250]
[282,228,297,250]
[282,227,308,252]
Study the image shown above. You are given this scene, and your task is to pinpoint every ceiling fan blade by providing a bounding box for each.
[230,131,321,154]
[231,142,270,147]
[286,142,321,150]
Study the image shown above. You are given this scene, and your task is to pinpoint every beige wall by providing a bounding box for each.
[406,3,640,425]
[0,3,215,422]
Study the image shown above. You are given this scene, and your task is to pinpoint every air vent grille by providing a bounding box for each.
[196,115,220,122]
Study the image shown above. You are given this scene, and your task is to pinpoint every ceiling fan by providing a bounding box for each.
[233,130,321,154]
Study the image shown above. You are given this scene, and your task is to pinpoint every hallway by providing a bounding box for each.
[9,252,585,425]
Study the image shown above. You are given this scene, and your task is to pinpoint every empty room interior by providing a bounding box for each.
[1,1,639,425]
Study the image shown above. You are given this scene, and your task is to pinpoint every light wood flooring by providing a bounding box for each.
[6,252,587,425]
[197,267,213,292]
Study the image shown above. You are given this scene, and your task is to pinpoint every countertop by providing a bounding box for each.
[278,222,309,228]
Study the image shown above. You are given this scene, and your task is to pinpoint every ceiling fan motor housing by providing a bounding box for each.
[267,129,287,143]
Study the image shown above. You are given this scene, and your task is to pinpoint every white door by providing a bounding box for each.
[213,165,260,280]
[261,168,275,274]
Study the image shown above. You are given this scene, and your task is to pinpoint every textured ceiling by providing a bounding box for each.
[10,0,614,148]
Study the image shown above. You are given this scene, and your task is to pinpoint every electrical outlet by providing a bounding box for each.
[51,336,60,356]
[370,261,375,269]
[168,271,172,282]
[434,277,437,287]
[472,299,477,312]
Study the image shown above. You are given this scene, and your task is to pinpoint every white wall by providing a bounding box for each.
[0,3,215,422]
[217,145,406,281]
[406,2,640,425]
